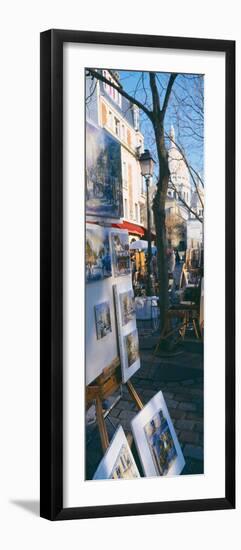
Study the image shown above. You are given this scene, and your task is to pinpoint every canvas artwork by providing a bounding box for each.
[86,224,112,283]
[113,282,141,383]
[124,329,140,368]
[120,290,135,326]
[85,122,123,219]
[110,444,139,480]
[144,410,177,476]
[94,301,112,340]
[131,391,185,478]
[93,426,140,480]
[110,230,131,277]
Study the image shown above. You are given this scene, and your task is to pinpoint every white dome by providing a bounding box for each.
[168,145,190,183]
[168,126,191,206]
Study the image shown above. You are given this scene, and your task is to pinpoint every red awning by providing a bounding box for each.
[112,221,145,237]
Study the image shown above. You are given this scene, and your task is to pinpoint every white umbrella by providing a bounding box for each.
[130,240,148,251]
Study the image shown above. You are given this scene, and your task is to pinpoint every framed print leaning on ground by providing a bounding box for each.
[40,29,235,520]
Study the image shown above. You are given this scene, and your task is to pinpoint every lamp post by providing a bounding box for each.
[139,149,155,297]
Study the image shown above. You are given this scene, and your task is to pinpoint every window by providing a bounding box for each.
[123,161,127,187]
[135,203,138,222]
[108,110,113,128]
[122,124,126,141]
[127,129,131,148]
[114,88,119,103]
[124,198,128,219]
[114,117,120,137]
[102,70,122,107]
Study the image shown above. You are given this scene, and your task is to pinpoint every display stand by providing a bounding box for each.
[86,357,144,453]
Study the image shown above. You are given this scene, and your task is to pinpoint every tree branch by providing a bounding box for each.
[86,68,152,120]
[161,74,177,118]
[169,178,203,223]
[149,72,161,114]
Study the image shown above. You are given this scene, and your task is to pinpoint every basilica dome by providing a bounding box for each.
[168,126,191,207]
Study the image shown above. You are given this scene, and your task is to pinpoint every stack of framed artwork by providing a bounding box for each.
[93,392,185,481]
[85,223,140,385]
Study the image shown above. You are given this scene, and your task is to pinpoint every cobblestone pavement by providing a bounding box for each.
[86,327,203,479]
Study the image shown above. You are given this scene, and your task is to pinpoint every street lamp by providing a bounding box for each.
[139,149,155,296]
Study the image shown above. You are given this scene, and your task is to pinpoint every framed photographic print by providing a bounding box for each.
[93,426,140,480]
[40,29,235,520]
[131,391,185,477]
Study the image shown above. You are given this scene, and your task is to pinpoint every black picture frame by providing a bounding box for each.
[40,29,235,521]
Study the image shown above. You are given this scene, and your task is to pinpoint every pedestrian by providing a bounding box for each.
[167,248,176,274]
[175,249,180,264]
[131,253,137,285]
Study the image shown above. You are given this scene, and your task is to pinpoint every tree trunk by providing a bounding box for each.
[151,113,170,334]
[153,183,169,333]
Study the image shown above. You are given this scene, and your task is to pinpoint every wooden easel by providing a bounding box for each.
[86,357,144,453]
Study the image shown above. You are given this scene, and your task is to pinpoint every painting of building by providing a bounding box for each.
[110,444,139,480]
[144,410,177,476]
[92,426,140,480]
[86,122,123,219]
[94,301,112,340]
[124,329,139,368]
[86,225,112,282]
[110,230,131,277]
[119,290,135,326]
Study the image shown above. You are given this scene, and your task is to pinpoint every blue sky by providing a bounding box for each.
[117,70,204,184]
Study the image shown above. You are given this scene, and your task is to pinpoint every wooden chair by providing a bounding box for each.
[153,302,201,355]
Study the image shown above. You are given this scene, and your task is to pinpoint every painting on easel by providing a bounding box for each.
[86,224,112,283]
[124,329,140,369]
[120,290,135,326]
[86,122,123,220]
[94,301,112,340]
[110,230,131,278]
[113,282,141,383]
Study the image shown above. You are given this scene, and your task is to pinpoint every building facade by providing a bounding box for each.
[86,69,147,242]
